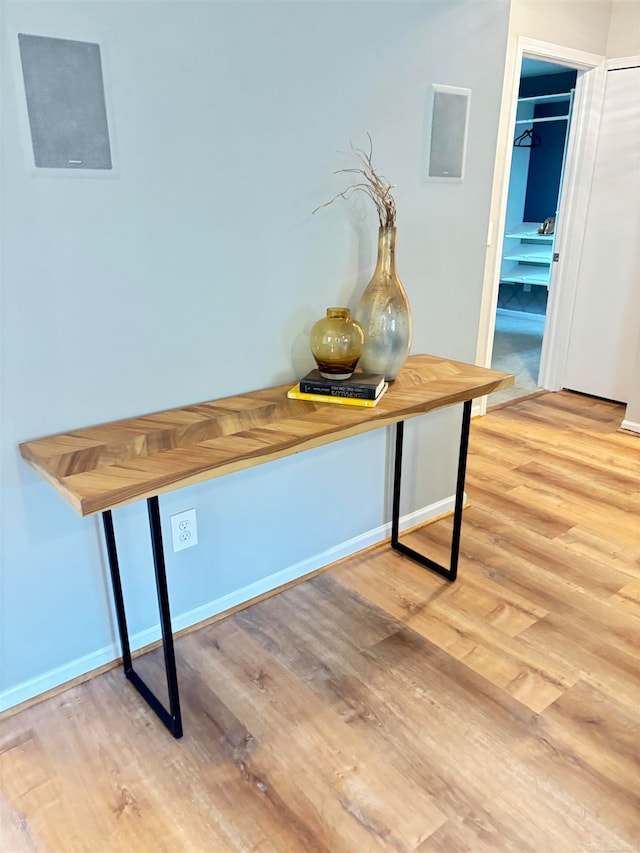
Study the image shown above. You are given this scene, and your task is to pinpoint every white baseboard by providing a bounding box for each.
[621,418,640,434]
[0,492,462,713]
[472,399,484,418]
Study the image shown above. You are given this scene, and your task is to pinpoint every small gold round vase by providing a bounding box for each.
[310,307,365,379]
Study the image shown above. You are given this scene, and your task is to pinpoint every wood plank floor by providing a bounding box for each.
[2,391,639,852]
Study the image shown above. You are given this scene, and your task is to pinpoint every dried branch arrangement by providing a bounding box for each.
[313,134,397,227]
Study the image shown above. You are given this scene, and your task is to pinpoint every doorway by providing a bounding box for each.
[476,38,606,416]
[489,58,576,406]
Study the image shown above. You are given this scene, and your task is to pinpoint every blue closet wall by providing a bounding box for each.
[520,71,577,223]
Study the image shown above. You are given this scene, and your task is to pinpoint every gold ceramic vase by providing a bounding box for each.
[310,307,365,379]
[356,226,412,381]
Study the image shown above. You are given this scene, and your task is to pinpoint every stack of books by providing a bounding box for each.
[287,369,388,407]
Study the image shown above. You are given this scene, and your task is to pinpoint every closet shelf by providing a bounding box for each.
[504,225,554,243]
[517,92,572,105]
[515,91,573,127]
[503,247,552,265]
[501,223,554,289]
[500,271,550,287]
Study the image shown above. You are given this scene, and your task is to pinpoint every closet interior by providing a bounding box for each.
[490,59,577,405]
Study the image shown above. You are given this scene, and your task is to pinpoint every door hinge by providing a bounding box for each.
[553,252,560,262]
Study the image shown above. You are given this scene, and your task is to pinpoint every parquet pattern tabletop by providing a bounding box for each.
[19,354,512,516]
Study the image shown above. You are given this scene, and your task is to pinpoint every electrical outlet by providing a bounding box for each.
[170,509,198,552]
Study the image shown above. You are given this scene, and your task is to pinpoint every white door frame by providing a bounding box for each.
[475,37,606,414]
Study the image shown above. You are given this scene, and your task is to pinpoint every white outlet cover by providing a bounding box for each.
[170,508,198,552]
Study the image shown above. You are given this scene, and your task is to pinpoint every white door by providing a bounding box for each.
[562,66,640,402]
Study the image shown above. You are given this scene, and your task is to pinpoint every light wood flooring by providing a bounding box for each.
[1,391,639,852]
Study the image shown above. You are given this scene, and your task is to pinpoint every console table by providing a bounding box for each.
[19,354,512,737]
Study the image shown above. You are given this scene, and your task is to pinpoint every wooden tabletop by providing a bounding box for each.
[19,355,513,516]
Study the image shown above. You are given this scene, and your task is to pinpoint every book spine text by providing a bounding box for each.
[299,382,378,400]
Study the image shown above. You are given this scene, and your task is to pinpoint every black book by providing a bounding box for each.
[299,369,386,400]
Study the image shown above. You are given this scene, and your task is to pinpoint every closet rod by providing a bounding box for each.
[518,92,573,104]
[514,115,569,125]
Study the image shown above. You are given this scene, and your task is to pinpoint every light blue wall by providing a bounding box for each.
[0,0,510,708]
[505,102,534,231]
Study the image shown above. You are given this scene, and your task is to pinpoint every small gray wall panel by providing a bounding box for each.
[18,33,112,170]
[429,90,469,179]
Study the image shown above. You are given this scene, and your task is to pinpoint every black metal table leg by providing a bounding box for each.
[391,399,472,582]
[102,497,183,738]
